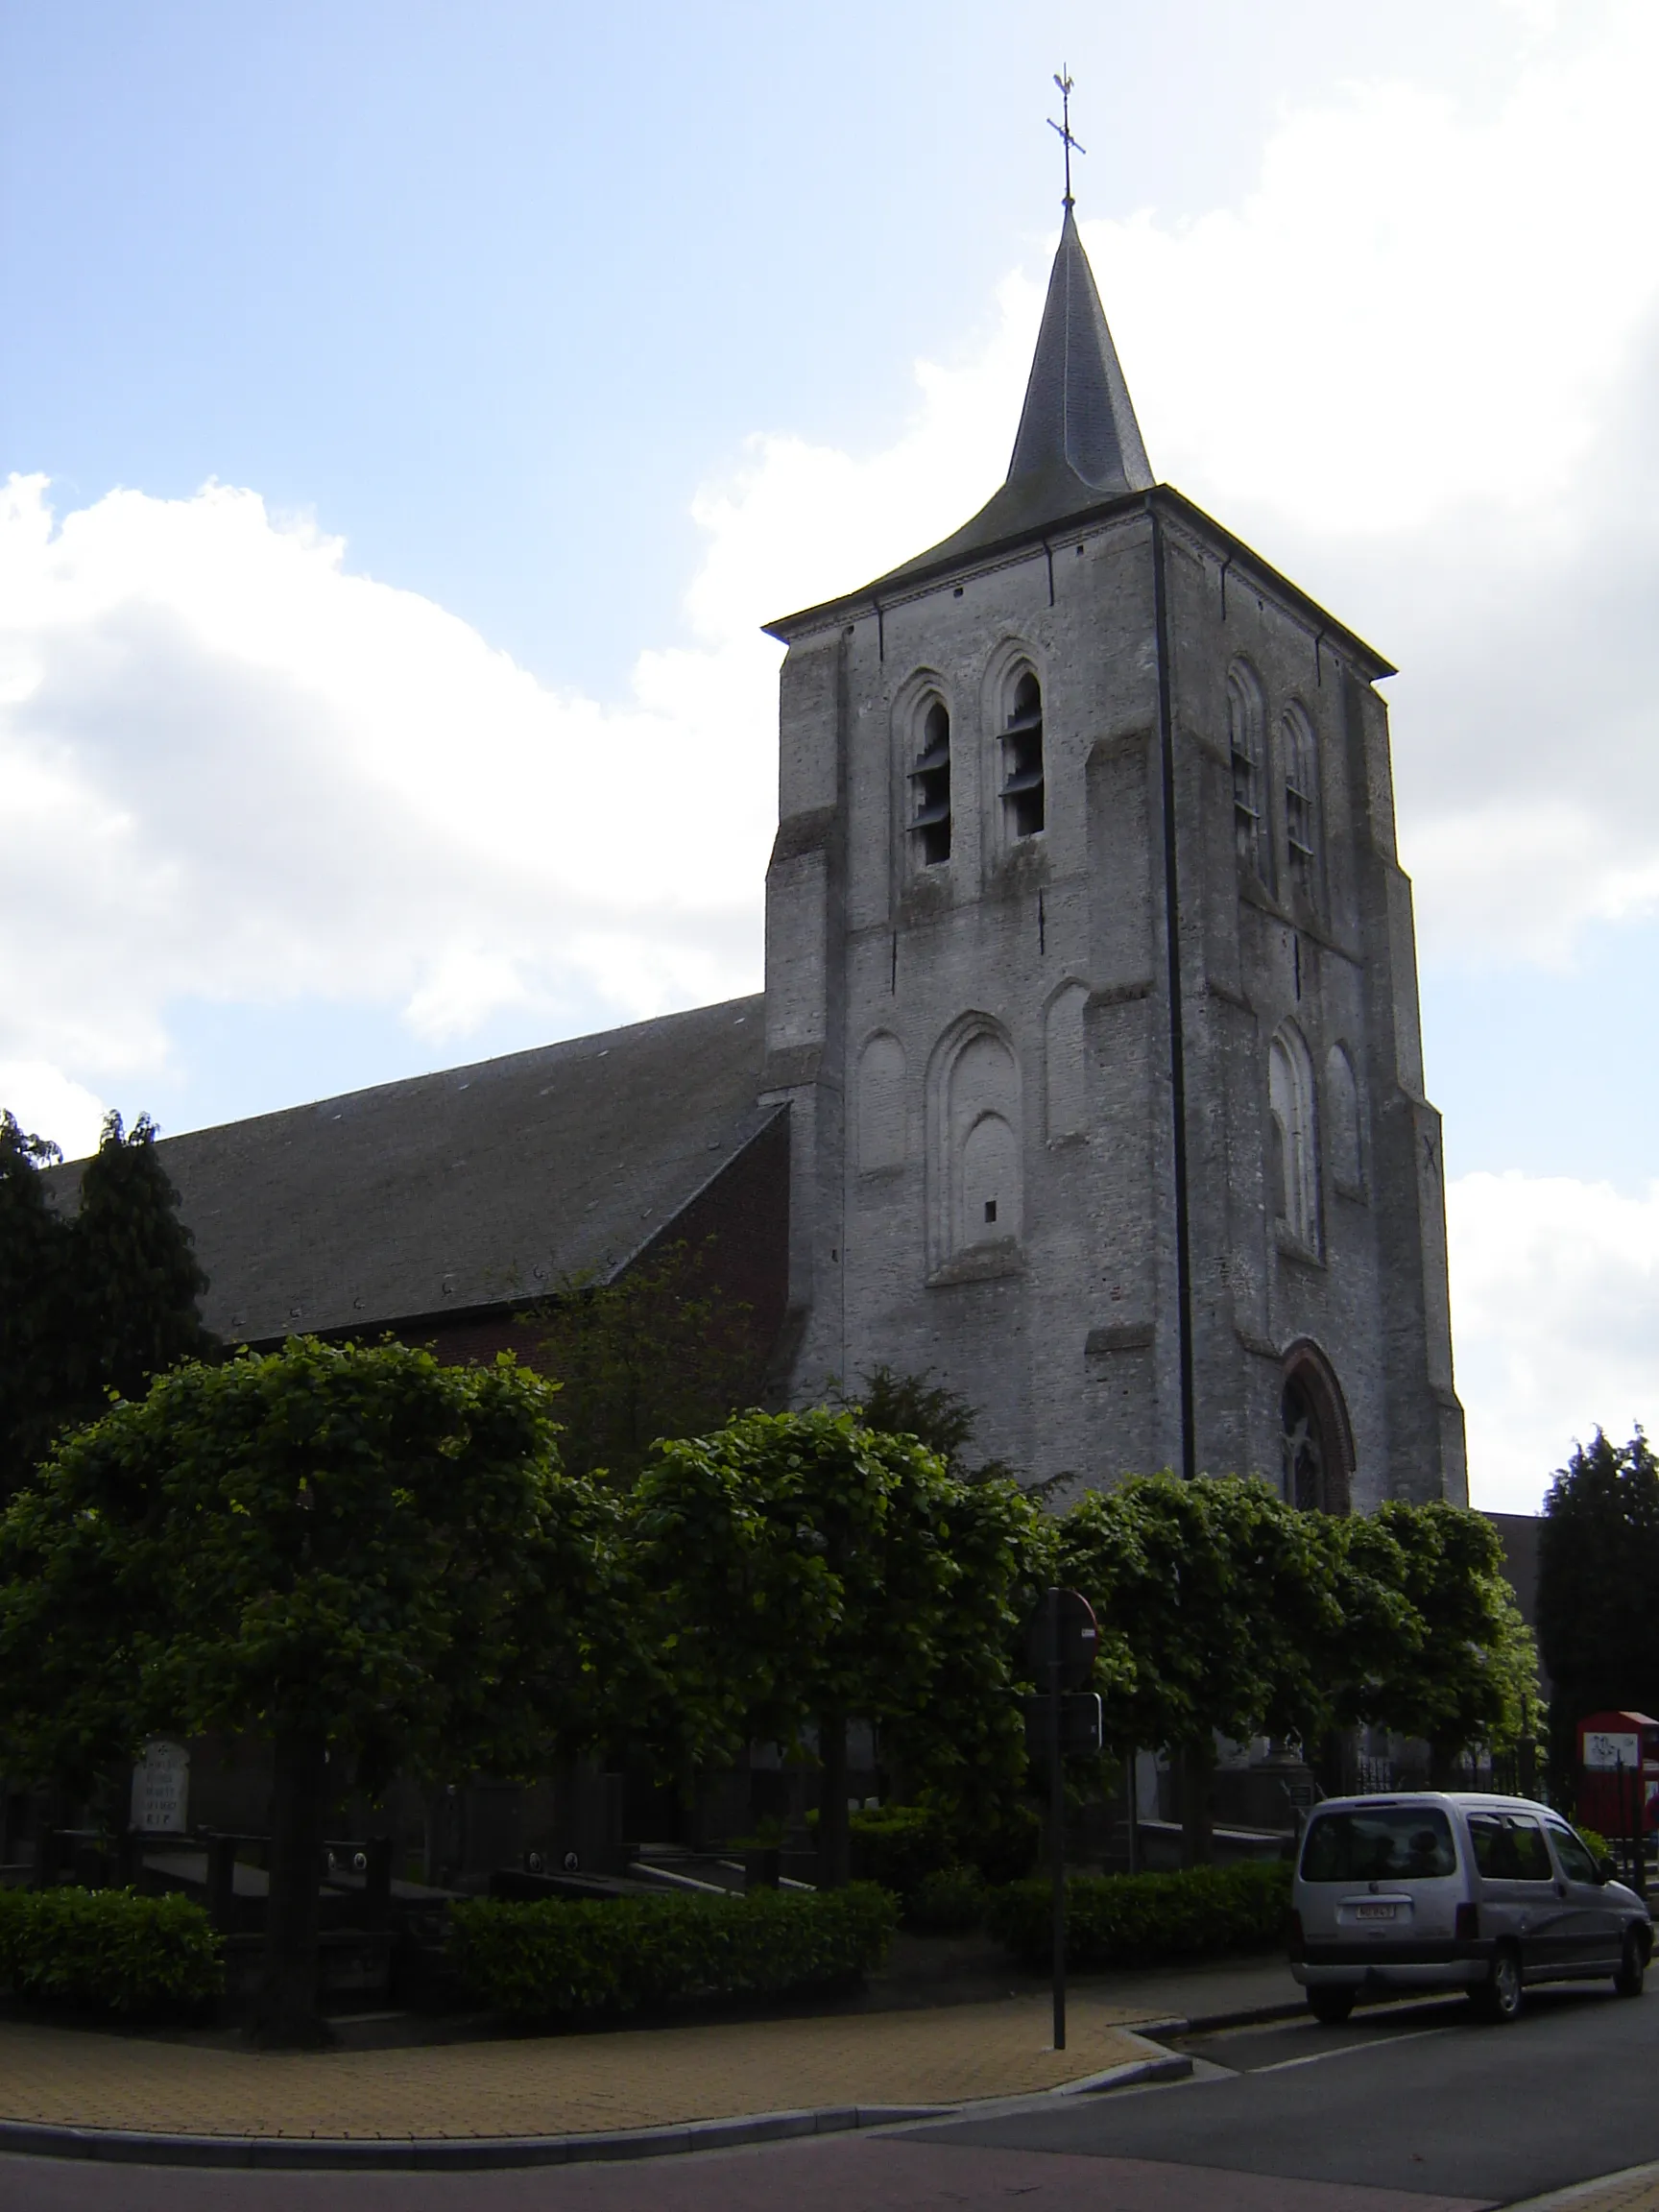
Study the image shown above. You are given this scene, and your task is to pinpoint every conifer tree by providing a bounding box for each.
[1537,1429,1659,1778]
[69,1113,213,1407]
[0,1114,72,1500]
[0,1108,214,1499]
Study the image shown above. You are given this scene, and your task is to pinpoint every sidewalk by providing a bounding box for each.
[1513,2168,1659,2211]
[0,1996,1166,2145]
[0,1955,1304,2162]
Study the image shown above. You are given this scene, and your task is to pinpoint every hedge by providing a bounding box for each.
[986,1860,1292,1970]
[447,1882,899,2021]
[846,1807,954,1897]
[905,1863,989,1935]
[846,1804,1040,1898]
[0,1887,224,2015]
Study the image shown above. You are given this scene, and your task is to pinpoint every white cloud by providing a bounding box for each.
[0,1062,107,1161]
[0,472,781,1095]
[10,5,1656,1114]
[1450,1171,1659,1509]
[4,3,1656,1507]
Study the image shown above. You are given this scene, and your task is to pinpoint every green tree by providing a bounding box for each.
[1537,1431,1659,1779]
[527,1239,772,1486]
[625,1407,1044,1885]
[1056,1473,1343,1858]
[0,1109,214,1501]
[843,1365,1021,1486]
[0,1113,72,1500]
[70,1113,214,1403]
[1362,1501,1539,1780]
[0,1338,618,2045]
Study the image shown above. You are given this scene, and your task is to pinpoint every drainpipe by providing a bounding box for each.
[1148,494,1196,1482]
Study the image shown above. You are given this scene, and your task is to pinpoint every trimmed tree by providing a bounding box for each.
[1055,1473,1342,1861]
[0,1338,617,2045]
[527,1239,773,1487]
[625,1407,1044,1885]
[1361,1501,1539,1782]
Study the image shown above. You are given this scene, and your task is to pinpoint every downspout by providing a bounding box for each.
[1147,494,1197,1482]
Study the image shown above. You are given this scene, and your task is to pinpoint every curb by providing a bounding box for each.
[0,2032,1201,2171]
[0,2103,952,2173]
[1500,2162,1659,2210]
[1050,2039,1193,2096]
[1133,1998,1308,2038]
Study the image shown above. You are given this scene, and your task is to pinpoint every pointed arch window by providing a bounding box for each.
[1280,1344,1354,1514]
[1001,670,1045,840]
[1227,661,1270,885]
[927,1020,1024,1274]
[909,698,951,867]
[1268,1023,1319,1253]
[1282,703,1321,908]
[1325,1043,1363,1195]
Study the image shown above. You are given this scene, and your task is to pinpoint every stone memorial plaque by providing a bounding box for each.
[131,1740,190,1834]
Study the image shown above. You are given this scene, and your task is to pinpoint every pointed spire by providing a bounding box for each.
[869,208,1153,588]
[1006,206,1152,500]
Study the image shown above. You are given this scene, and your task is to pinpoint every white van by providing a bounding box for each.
[1290,1792,1652,2024]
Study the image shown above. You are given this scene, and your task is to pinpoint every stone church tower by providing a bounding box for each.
[760,204,1466,1510]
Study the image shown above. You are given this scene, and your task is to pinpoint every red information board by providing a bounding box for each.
[1577,1709,1659,1837]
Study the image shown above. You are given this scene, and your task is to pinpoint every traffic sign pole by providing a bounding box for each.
[1047,1583,1066,2051]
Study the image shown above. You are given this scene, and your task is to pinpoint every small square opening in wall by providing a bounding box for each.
[984,1198,998,1223]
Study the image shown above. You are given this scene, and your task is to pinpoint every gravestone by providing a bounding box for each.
[130,1740,190,1835]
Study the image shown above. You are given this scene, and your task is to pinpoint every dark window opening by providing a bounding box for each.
[1001,671,1045,839]
[909,699,951,866]
[1227,664,1270,886]
[984,1198,998,1223]
[1282,1374,1325,1510]
[1284,709,1321,908]
[1280,1358,1352,1516]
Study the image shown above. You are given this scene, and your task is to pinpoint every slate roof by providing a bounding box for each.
[49,996,773,1346]
[872,206,1154,586]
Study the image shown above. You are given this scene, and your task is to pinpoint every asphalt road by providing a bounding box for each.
[917,1981,1659,2202]
[5,1982,1659,2210]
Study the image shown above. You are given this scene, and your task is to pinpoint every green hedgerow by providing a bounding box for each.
[447,1883,898,2022]
[0,1887,223,2015]
[905,1863,989,1935]
[986,1860,1292,1970]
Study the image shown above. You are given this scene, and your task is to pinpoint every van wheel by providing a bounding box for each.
[1473,1944,1524,2024]
[1308,1988,1355,2026]
[1615,1931,1647,1998]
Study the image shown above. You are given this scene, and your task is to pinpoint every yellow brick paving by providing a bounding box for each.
[1527,2172,1659,2212]
[0,1998,1155,2141]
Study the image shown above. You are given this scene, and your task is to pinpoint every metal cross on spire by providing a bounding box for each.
[1048,67,1086,209]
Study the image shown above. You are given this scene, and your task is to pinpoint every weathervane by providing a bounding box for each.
[1048,68,1085,209]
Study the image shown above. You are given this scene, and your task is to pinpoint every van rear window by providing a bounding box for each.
[1300,1806,1456,1882]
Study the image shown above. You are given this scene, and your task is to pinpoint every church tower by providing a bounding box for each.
[758,196,1466,1510]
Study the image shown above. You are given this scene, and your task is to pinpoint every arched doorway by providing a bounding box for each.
[1279,1342,1354,1515]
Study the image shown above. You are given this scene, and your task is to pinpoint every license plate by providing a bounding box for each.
[1356,1902,1398,1921]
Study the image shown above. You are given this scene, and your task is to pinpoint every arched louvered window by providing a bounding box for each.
[1001,670,1045,839]
[909,698,951,867]
[1283,703,1321,908]
[1227,661,1270,886]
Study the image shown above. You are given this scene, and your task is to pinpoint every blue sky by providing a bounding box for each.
[3,0,1655,1505]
